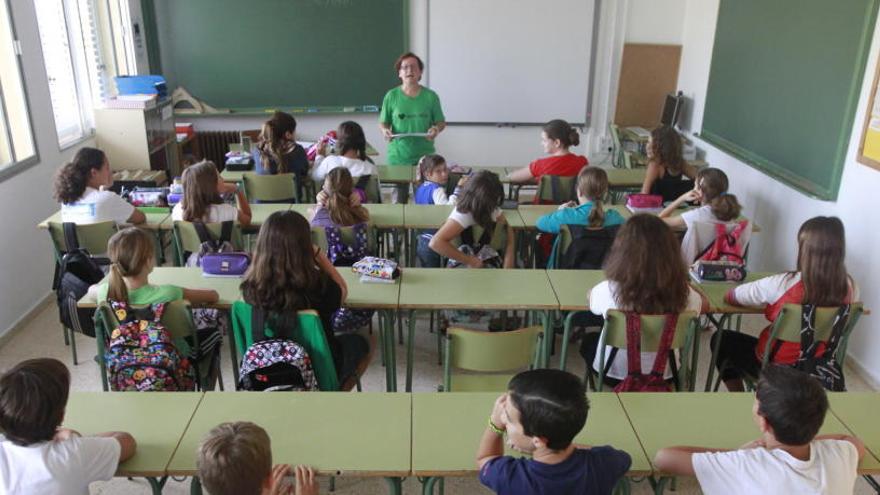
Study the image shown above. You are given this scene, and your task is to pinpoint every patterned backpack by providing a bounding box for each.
[324,223,374,333]
[104,300,196,392]
[794,304,851,391]
[238,307,318,392]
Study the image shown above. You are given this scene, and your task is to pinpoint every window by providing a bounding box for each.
[0,0,36,174]
[35,0,108,147]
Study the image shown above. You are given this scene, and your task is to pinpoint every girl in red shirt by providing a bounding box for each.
[508,119,588,199]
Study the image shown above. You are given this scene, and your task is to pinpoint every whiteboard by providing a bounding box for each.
[427,0,595,124]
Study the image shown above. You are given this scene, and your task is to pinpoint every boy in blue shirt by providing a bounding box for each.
[477,369,631,494]
[414,154,465,267]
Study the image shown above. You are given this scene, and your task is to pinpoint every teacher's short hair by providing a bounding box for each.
[395,52,424,71]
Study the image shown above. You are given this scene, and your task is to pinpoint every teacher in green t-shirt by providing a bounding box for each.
[379,52,446,202]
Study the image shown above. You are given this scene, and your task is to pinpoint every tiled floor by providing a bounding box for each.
[4,300,877,494]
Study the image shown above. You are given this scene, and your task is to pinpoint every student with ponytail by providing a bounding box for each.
[254,111,310,200]
[171,160,251,226]
[54,147,145,224]
[309,168,370,229]
[311,121,377,183]
[507,119,588,194]
[660,167,742,229]
[94,228,218,306]
[535,167,625,267]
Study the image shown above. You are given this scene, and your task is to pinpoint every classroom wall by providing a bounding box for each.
[625,0,686,44]
[677,0,880,387]
[0,1,94,336]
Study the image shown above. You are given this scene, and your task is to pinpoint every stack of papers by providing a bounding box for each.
[103,94,158,109]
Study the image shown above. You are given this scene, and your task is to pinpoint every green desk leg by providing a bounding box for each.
[650,475,672,495]
[190,476,202,495]
[406,310,416,392]
[539,311,553,368]
[385,476,404,495]
[559,310,588,371]
[421,476,442,495]
[146,476,168,495]
[704,313,730,391]
[382,309,398,392]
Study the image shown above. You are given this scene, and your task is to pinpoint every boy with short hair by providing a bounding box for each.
[197,421,318,495]
[477,369,631,494]
[654,365,866,494]
[0,358,136,494]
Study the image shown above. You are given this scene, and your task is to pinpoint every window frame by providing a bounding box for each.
[0,0,39,183]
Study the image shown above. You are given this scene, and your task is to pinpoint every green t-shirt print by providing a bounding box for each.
[97,283,184,305]
[379,86,445,166]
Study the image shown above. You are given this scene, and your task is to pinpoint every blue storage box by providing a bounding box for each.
[115,75,168,97]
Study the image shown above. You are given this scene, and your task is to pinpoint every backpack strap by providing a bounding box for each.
[193,221,214,245]
[649,314,679,377]
[219,220,233,244]
[460,227,475,248]
[62,222,80,252]
[251,306,267,342]
[355,175,370,190]
[623,312,643,377]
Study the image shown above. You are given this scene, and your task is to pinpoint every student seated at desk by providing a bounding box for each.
[53,147,145,225]
[580,215,706,387]
[309,168,370,230]
[477,369,631,494]
[310,121,377,186]
[254,111,310,199]
[640,126,696,203]
[507,119,588,202]
[240,211,369,384]
[429,170,514,269]
[654,365,865,495]
[536,167,625,268]
[712,216,858,392]
[0,358,137,495]
[198,421,317,495]
[171,160,252,226]
[414,154,464,267]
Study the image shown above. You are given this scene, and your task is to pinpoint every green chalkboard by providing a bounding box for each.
[700,0,879,200]
[151,0,406,113]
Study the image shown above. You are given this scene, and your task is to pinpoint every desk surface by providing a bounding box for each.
[691,272,773,314]
[248,203,293,226]
[398,268,557,310]
[167,392,411,476]
[546,269,605,311]
[38,209,171,231]
[619,392,880,474]
[290,203,405,228]
[403,205,525,229]
[411,392,651,476]
[341,269,401,310]
[829,393,880,473]
[377,165,415,184]
[64,392,203,477]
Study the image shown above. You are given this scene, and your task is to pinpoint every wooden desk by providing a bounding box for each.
[691,272,773,315]
[64,392,203,494]
[412,392,650,493]
[77,267,243,309]
[377,165,415,185]
[619,392,880,489]
[248,203,293,226]
[167,392,411,494]
[546,269,605,371]
[829,393,880,474]
[398,268,558,391]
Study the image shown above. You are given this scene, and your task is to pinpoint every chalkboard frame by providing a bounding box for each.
[700,0,880,201]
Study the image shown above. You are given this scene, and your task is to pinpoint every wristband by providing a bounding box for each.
[488,416,505,435]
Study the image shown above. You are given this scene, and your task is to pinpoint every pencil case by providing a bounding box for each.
[626,194,663,208]
[693,261,746,282]
[201,252,250,276]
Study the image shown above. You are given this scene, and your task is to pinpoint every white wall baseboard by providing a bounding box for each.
[0,292,53,350]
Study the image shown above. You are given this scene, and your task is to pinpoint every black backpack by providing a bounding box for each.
[53,223,106,338]
[794,304,851,392]
[238,307,317,392]
[559,225,620,270]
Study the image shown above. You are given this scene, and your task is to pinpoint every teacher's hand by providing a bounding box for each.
[426,126,439,141]
[382,127,394,141]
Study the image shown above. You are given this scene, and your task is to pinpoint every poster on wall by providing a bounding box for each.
[858,61,880,171]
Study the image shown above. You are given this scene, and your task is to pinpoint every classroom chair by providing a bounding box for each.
[93,300,219,391]
[593,310,700,392]
[357,175,382,203]
[712,303,864,392]
[535,175,578,204]
[242,172,299,202]
[48,221,118,364]
[171,220,243,266]
[440,326,543,392]
[310,223,378,257]
[610,124,624,168]
[622,150,634,169]
[229,301,373,392]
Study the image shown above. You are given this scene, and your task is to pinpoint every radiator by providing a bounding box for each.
[196,131,239,170]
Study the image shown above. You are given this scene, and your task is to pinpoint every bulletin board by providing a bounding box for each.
[858,58,880,171]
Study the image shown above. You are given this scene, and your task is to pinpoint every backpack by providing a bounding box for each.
[324,223,374,333]
[447,224,502,269]
[238,307,318,391]
[559,225,620,270]
[186,221,236,266]
[697,220,749,264]
[613,313,678,393]
[794,304,850,391]
[53,223,106,338]
[104,300,197,391]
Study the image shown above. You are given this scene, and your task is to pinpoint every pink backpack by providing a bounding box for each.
[697,220,749,264]
[613,313,677,393]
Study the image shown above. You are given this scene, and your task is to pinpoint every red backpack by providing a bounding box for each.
[697,220,749,264]
[613,313,678,393]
